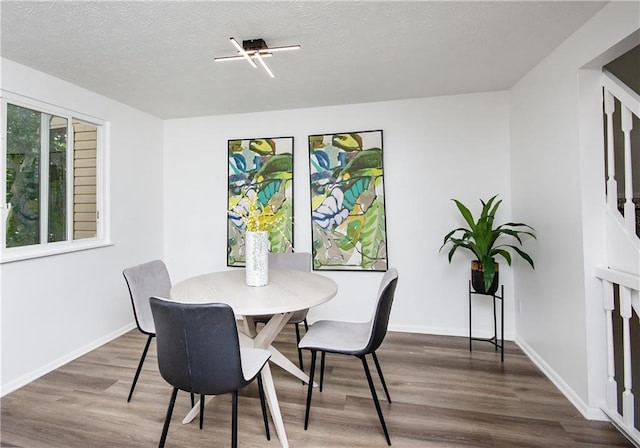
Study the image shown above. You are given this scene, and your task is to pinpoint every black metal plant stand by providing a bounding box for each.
[468,281,504,362]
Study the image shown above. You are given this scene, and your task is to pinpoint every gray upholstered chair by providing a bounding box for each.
[298,268,399,446]
[253,251,312,370]
[122,260,172,402]
[150,297,271,448]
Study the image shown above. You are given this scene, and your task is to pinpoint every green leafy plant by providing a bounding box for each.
[439,195,536,291]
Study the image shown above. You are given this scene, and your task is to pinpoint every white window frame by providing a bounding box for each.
[0,91,111,263]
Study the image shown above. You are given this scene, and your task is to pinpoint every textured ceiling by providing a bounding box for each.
[1,1,607,119]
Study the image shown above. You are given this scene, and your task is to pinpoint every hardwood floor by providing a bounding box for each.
[1,327,631,447]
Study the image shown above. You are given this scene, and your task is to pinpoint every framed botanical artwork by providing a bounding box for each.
[308,130,388,271]
[227,136,294,266]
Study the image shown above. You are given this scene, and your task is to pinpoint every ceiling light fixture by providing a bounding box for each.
[254,52,274,78]
[214,37,300,78]
[230,37,257,68]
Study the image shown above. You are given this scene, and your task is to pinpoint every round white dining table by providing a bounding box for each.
[170,268,337,315]
[170,268,338,448]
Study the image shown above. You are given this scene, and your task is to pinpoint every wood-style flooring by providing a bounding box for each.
[1,327,632,447]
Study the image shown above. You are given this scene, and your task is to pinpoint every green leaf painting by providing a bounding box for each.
[308,130,388,271]
[227,137,294,266]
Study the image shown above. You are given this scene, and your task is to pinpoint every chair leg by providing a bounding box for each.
[231,390,238,448]
[256,373,270,440]
[191,393,195,407]
[361,356,391,446]
[303,318,309,331]
[295,323,304,371]
[304,350,317,430]
[199,394,205,430]
[371,352,392,403]
[127,334,154,402]
[158,387,178,448]
[319,351,326,392]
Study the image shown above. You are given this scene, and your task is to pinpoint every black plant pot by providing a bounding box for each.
[471,260,499,295]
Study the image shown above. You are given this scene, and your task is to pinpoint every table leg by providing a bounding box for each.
[253,312,291,348]
[268,346,315,384]
[242,316,258,338]
[238,313,317,386]
[181,395,215,424]
[180,368,290,448]
[261,362,289,448]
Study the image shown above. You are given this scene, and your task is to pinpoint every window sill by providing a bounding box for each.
[0,239,113,264]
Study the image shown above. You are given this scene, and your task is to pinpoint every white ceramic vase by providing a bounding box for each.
[245,231,269,286]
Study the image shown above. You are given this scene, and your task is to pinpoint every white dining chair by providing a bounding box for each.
[299,268,399,446]
[122,260,171,402]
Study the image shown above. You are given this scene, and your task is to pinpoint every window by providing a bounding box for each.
[1,94,109,261]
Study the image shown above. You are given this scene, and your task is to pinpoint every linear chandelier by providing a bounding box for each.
[214,37,301,78]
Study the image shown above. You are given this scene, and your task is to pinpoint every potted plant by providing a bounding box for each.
[440,195,536,295]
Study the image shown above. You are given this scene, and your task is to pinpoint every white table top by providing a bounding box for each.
[170,269,338,316]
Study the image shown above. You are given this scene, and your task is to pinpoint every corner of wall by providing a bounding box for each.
[515,337,607,421]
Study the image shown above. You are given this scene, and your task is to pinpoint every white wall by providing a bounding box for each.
[0,59,164,393]
[163,91,517,340]
[509,1,640,419]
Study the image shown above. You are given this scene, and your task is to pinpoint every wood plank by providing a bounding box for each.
[73,122,95,132]
[73,230,96,239]
[74,149,97,160]
[74,158,96,168]
[74,185,96,195]
[74,167,96,177]
[74,130,97,141]
[0,329,631,447]
[74,194,96,204]
[74,212,96,222]
[74,140,97,150]
[74,176,96,186]
[74,203,96,213]
[74,221,96,231]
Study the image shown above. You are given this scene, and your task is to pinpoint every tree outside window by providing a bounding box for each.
[4,102,100,251]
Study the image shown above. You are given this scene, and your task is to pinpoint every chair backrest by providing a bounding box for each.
[270,252,312,321]
[150,297,249,395]
[123,260,172,335]
[268,251,312,271]
[364,268,399,354]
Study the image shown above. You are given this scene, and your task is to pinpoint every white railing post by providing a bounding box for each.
[595,268,640,444]
[621,105,636,235]
[619,286,635,428]
[603,279,618,411]
[603,88,618,211]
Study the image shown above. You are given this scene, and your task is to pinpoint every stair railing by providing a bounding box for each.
[602,69,639,238]
[595,267,640,445]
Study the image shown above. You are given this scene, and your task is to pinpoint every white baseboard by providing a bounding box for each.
[515,336,607,421]
[602,407,640,447]
[1,322,136,397]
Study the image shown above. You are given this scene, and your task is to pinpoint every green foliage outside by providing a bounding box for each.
[5,104,67,248]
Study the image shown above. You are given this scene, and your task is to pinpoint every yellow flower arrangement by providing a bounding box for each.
[242,193,281,232]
